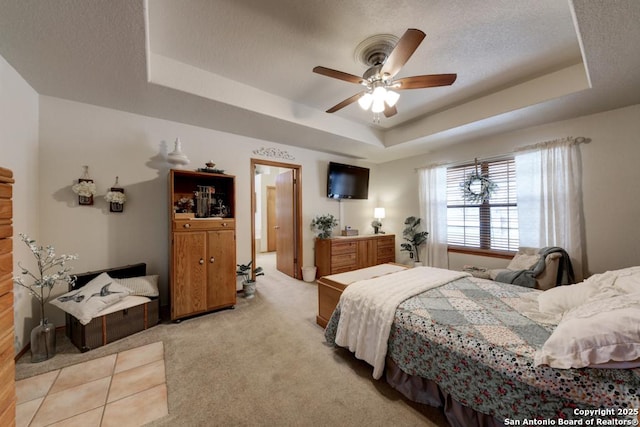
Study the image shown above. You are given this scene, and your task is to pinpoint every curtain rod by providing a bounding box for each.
[415,136,589,171]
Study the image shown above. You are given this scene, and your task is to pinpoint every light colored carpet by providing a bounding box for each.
[16,253,449,426]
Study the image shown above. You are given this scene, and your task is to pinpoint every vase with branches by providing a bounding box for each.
[400,216,429,264]
[14,233,78,362]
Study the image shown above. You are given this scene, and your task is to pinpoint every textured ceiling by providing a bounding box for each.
[0,0,639,163]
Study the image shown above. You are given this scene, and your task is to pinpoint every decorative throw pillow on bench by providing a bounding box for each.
[50,272,132,325]
[113,275,159,297]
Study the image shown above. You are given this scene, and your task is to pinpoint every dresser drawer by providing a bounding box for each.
[376,236,395,248]
[376,236,395,263]
[331,241,357,255]
[331,253,357,270]
[377,246,395,258]
[173,219,235,231]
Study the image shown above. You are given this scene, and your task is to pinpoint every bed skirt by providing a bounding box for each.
[385,358,501,427]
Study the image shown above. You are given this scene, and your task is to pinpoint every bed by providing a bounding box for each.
[55,263,160,352]
[324,265,640,426]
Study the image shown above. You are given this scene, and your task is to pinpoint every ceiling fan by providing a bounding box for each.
[313,29,457,120]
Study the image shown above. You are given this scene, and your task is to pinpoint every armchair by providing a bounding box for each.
[463,247,562,290]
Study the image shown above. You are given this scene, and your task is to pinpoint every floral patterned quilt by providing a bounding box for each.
[325,276,640,421]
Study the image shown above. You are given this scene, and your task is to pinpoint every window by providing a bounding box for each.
[446,158,518,252]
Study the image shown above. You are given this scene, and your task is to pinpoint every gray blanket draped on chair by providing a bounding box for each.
[495,247,575,288]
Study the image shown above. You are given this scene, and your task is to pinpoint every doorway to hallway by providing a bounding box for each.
[250,159,303,280]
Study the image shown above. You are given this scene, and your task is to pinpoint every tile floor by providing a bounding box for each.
[15,342,168,427]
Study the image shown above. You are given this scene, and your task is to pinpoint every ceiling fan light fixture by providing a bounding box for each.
[385,90,400,107]
[371,98,385,113]
[372,85,387,101]
[315,28,456,121]
[358,92,373,110]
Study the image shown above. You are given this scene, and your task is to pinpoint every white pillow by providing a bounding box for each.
[534,292,640,369]
[611,266,640,293]
[537,282,598,315]
[50,272,131,325]
[114,275,159,297]
[538,266,640,316]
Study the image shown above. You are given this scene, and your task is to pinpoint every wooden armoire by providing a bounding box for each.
[169,169,237,321]
[0,167,15,426]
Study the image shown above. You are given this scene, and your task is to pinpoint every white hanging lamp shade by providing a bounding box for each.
[385,90,400,107]
[167,138,190,169]
[371,98,385,113]
[371,85,389,113]
[358,92,373,110]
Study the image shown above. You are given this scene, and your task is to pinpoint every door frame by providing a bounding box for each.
[250,158,303,279]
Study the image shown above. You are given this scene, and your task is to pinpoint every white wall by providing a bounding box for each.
[0,55,40,353]
[36,96,367,328]
[7,45,639,353]
[377,104,640,276]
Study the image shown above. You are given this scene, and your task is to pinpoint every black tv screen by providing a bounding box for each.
[327,162,369,199]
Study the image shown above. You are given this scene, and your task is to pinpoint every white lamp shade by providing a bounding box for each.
[372,85,386,100]
[385,90,400,107]
[371,98,385,113]
[374,207,386,219]
[358,93,373,110]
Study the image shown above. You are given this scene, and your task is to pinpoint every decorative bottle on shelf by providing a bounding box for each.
[167,138,190,169]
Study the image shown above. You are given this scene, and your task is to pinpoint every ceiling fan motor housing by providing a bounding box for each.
[354,34,399,67]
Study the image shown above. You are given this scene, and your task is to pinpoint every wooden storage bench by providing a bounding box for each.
[316,263,408,328]
[64,263,159,352]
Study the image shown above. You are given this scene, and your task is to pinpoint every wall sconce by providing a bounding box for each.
[105,177,126,213]
[71,165,96,206]
[372,207,386,234]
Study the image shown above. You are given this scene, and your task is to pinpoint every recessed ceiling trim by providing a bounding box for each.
[383,63,590,148]
[147,52,385,148]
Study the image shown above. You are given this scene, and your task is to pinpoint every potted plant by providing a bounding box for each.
[400,216,429,265]
[13,233,78,362]
[311,214,338,239]
[236,261,264,299]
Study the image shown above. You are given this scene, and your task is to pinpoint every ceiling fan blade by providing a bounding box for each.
[380,28,426,79]
[313,66,364,85]
[394,74,457,90]
[383,104,397,118]
[326,91,365,113]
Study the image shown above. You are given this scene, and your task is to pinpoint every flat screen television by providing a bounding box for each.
[327,162,370,199]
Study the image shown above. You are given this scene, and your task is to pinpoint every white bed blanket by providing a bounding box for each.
[334,266,469,379]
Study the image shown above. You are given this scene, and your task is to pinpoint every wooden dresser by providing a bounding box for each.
[314,234,395,278]
[0,167,15,426]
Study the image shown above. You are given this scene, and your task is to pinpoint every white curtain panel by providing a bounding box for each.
[418,166,449,268]
[515,138,584,281]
